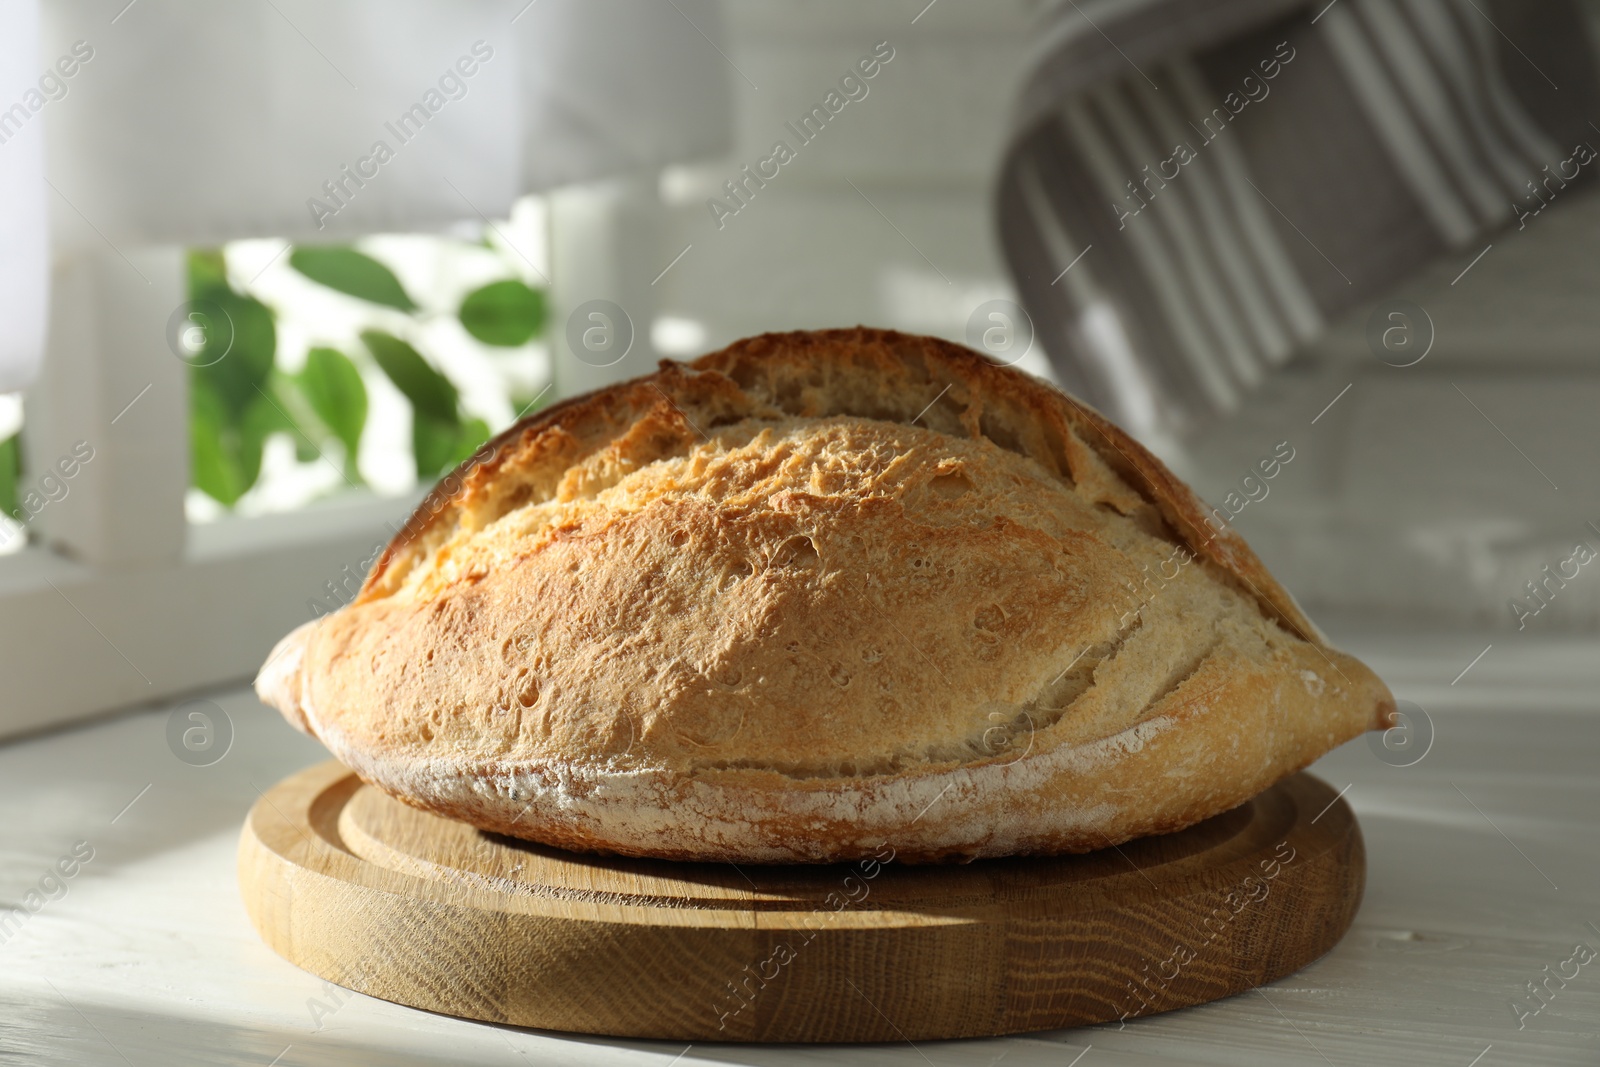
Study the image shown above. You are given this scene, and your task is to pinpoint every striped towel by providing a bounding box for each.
[997,0,1600,438]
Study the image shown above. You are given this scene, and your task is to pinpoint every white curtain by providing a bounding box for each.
[0,0,731,386]
[0,0,49,393]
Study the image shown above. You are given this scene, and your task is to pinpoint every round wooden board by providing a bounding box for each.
[239,761,1364,1043]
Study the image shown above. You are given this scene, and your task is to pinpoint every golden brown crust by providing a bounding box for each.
[256,328,1393,863]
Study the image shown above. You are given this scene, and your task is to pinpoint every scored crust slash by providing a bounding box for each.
[255,327,1394,864]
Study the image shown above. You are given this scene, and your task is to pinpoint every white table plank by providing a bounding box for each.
[1,631,1597,1066]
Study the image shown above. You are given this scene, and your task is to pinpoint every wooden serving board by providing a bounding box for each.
[239,762,1364,1043]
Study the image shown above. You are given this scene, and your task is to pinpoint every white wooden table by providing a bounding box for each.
[2,625,1597,1066]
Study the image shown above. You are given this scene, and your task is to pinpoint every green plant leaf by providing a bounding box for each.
[262,370,327,464]
[451,416,491,467]
[411,413,459,480]
[186,248,277,419]
[297,347,367,473]
[190,376,288,505]
[184,246,286,508]
[187,248,229,298]
[189,289,277,415]
[363,330,458,422]
[458,279,545,347]
[0,434,20,520]
[238,391,288,489]
[190,378,245,506]
[290,247,417,311]
[412,414,492,481]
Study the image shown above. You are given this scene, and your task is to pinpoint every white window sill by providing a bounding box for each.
[0,490,423,740]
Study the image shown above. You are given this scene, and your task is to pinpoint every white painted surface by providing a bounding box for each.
[1,625,1596,1066]
[0,489,420,740]
[24,246,187,567]
[651,0,1038,358]
[1184,187,1600,629]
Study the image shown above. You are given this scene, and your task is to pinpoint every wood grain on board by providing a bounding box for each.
[238,761,1364,1042]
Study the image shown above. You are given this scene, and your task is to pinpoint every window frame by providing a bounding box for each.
[0,244,429,740]
[1,180,660,741]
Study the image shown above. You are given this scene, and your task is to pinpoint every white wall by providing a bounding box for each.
[550,0,1051,388]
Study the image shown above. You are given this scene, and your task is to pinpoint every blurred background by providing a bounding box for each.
[2,1,1599,1062]
[4,0,1597,736]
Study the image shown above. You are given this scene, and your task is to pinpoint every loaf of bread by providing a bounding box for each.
[257,328,1392,863]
